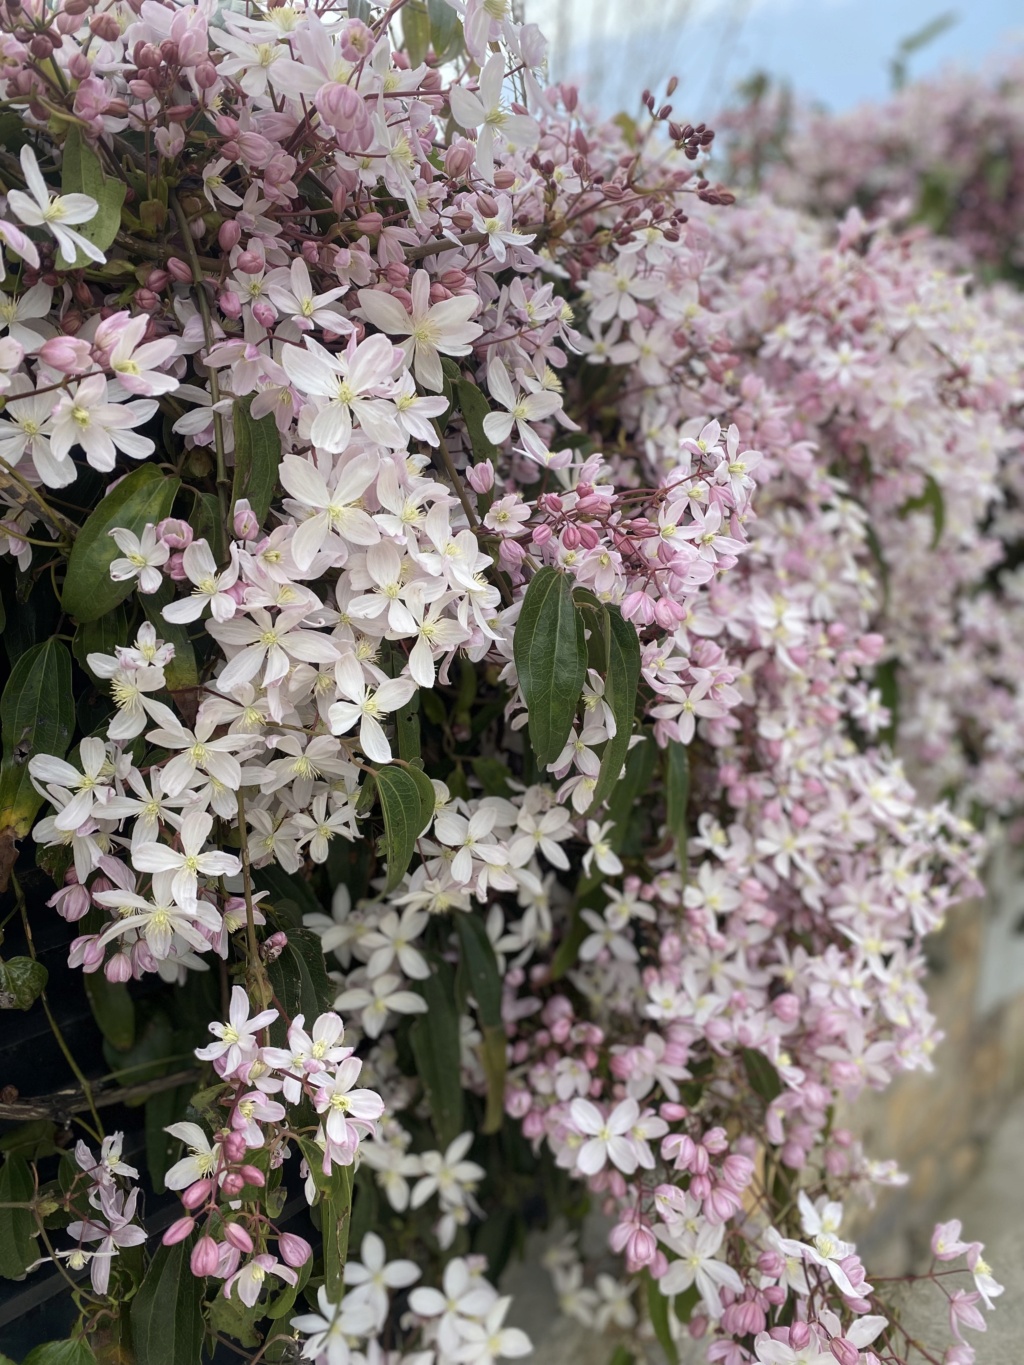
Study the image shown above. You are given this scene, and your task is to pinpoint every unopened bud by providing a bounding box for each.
[278,1232,312,1268]
[181,1179,214,1210]
[162,1216,196,1246]
[190,1235,220,1277]
[233,499,260,539]
[223,1222,254,1253]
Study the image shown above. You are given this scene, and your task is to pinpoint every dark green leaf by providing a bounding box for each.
[254,863,323,927]
[608,1348,636,1365]
[62,465,179,622]
[404,764,437,836]
[60,128,126,266]
[376,764,427,891]
[514,567,587,769]
[0,957,47,1011]
[146,1083,191,1194]
[192,489,227,567]
[402,0,431,67]
[470,757,513,798]
[231,398,281,528]
[72,603,130,684]
[0,639,74,842]
[207,1292,263,1348]
[22,1342,96,1365]
[454,914,506,1133]
[0,1153,36,1279]
[665,740,690,875]
[131,1237,204,1365]
[298,1138,353,1299]
[587,605,641,812]
[267,927,335,1045]
[646,1270,679,1365]
[673,1282,701,1323]
[741,1048,783,1103]
[395,693,422,762]
[84,970,135,1050]
[410,960,464,1145]
[456,380,500,463]
[898,472,945,549]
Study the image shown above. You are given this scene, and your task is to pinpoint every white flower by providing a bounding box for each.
[582,820,624,877]
[132,808,241,908]
[327,655,417,764]
[162,1121,221,1190]
[282,332,402,453]
[359,906,430,980]
[266,256,351,333]
[408,1256,497,1356]
[145,701,253,796]
[481,356,563,459]
[29,736,112,832]
[49,375,157,472]
[657,1221,744,1319]
[343,1231,420,1332]
[93,887,221,959]
[279,452,382,571]
[433,806,509,885]
[161,539,240,623]
[0,379,71,488]
[332,973,428,1038]
[292,1286,378,1365]
[108,524,169,595]
[209,604,340,694]
[569,1097,640,1176]
[194,984,278,1072]
[451,1295,533,1365]
[7,145,106,266]
[358,270,482,392]
[410,1132,485,1211]
[448,52,539,180]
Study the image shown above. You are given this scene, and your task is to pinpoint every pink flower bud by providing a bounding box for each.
[166,256,194,283]
[223,1132,247,1162]
[162,1216,196,1246]
[315,81,367,133]
[830,1339,859,1365]
[37,335,92,375]
[772,992,801,1024]
[444,139,476,178]
[531,523,553,546]
[240,1165,266,1187]
[181,1179,214,1210]
[146,269,171,291]
[355,212,383,236]
[789,1323,811,1350]
[466,461,495,494]
[224,1222,253,1253]
[105,952,133,984]
[235,250,264,275]
[252,300,277,329]
[195,61,219,90]
[218,290,242,320]
[157,517,194,550]
[562,524,581,549]
[278,1232,312,1268]
[233,499,260,539]
[221,1174,245,1197]
[167,551,188,582]
[498,539,526,570]
[190,1235,220,1277]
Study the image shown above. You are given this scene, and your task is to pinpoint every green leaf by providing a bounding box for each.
[587,605,641,812]
[376,764,428,891]
[231,398,281,528]
[207,1292,263,1348]
[140,579,198,694]
[62,465,180,622]
[131,1237,204,1365]
[192,488,227,568]
[428,0,462,59]
[0,1153,36,1279]
[0,638,74,843]
[665,740,690,876]
[298,1139,353,1299]
[22,1342,96,1365]
[470,757,513,798]
[513,567,587,769]
[145,1083,188,1194]
[254,862,323,927]
[0,957,47,1011]
[410,960,464,1145]
[672,1282,701,1324]
[60,128,126,267]
[454,914,506,1133]
[72,603,130,684]
[402,0,431,66]
[741,1048,783,1103]
[456,380,500,463]
[267,927,335,1045]
[607,1348,636,1365]
[405,764,437,835]
[395,692,422,762]
[646,1270,679,1365]
[84,970,135,1050]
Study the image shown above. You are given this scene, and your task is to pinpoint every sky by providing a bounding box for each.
[522,0,1024,119]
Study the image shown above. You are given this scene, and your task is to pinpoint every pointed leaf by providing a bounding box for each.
[456,380,500,463]
[62,465,180,622]
[646,1270,679,1365]
[140,579,198,694]
[267,927,335,1046]
[298,1138,353,1299]
[0,638,74,846]
[84,969,135,1050]
[0,957,48,1011]
[665,739,690,876]
[429,0,462,59]
[402,0,431,66]
[742,1048,783,1103]
[72,603,130,684]
[454,914,506,1133]
[376,764,427,891]
[0,1153,36,1279]
[131,1238,204,1365]
[587,604,641,812]
[22,1343,96,1365]
[231,398,281,528]
[60,128,126,267]
[513,567,587,769]
[410,960,463,1145]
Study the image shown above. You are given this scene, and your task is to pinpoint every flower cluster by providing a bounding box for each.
[0,3,1011,1364]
